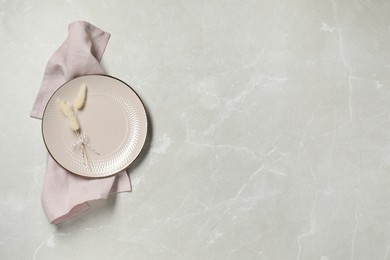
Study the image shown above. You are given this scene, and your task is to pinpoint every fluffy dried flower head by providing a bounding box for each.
[73,83,87,110]
[58,98,80,131]
[69,116,80,131]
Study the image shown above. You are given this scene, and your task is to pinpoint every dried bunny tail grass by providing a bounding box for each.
[58,98,73,118]
[69,116,80,131]
[73,83,87,110]
[58,98,80,131]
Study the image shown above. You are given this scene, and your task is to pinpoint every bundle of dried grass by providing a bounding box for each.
[58,83,93,172]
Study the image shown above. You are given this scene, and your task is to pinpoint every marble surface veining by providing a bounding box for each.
[1,0,390,259]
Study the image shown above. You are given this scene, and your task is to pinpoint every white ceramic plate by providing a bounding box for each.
[42,75,148,177]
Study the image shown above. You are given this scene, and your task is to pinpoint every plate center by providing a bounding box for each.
[78,93,128,160]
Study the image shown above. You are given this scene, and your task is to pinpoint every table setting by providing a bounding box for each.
[31,21,147,224]
[2,1,390,259]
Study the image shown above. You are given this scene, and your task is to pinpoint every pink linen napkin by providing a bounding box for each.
[31,21,131,224]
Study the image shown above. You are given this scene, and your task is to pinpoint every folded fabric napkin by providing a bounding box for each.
[31,21,131,224]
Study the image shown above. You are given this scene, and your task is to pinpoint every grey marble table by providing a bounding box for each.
[1,0,390,259]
